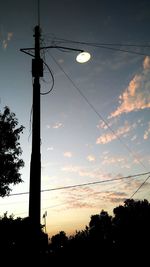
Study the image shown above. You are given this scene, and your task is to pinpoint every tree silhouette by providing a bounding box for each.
[50,231,68,252]
[112,199,150,264]
[48,199,150,265]
[88,210,113,261]
[0,106,24,196]
[0,198,149,265]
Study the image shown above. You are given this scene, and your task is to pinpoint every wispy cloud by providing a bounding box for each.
[97,120,108,130]
[61,186,128,210]
[87,155,96,162]
[63,151,73,158]
[61,164,113,180]
[46,122,63,129]
[104,191,127,204]
[144,122,150,140]
[101,155,129,167]
[1,31,13,49]
[96,121,134,144]
[53,173,150,212]
[53,122,63,129]
[131,135,137,141]
[110,56,150,118]
[47,147,54,151]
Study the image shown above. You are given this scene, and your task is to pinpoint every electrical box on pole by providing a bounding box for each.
[32,58,43,77]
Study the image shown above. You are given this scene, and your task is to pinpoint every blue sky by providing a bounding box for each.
[0,0,150,236]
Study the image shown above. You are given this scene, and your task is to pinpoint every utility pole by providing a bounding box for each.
[20,23,90,252]
[29,25,43,240]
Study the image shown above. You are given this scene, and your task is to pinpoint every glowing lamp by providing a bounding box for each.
[76,52,91,63]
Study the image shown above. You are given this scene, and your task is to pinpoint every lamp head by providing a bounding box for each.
[76,51,91,63]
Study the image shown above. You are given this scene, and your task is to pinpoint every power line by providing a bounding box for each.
[51,37,150,48]
[9,173,150,217]
[40,60,55,95]
[49,53,147,172]
[89,44,150,56]
[130,175,150,199]
[47,37,150,56]
[8,171,150,197]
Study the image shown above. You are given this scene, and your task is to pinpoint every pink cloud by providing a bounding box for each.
[96,121,133,144]
[110,56,150,118]
[46,122,64,129]
[7,32,13,41]
[87,155,96,162]
[63,151,73,158]
[97,120,108,130]
[102,155,127,166]
[143,56,150,70]
[144,122,150,140]
[1,32,13,49]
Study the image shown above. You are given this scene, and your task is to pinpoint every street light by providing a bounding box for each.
[20,45,91,63]
[76,51,91,63]
[20,25,91,245]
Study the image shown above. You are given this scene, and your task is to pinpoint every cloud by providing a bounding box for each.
[55,171,145,211]
[1,32,13,49]
[61,164,113,180]
[131,135,137,141]
[110,56,150,118]
[96,121,133,144]
[2,40,7,49]
[105,191,127,204]
[47,147,54,151]
[46,122,63,129]
[143,56,150,70]
[66,200,94,210]
[53,122,63,129]
[7,32,13,41]
[97,120,108,130]
[62,186,128,210]
[87,155,96,162]
[144,122,150,140]
[58,58,64,64]
[102,155,128,166]
[63,151,73,158]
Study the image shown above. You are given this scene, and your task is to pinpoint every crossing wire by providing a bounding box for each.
[8,171,150,197]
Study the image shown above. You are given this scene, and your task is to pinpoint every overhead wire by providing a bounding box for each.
[7,171,150,218]
[49,37,150,48]
[8,171,150,197]
[46,36,150,56]
[20,34,150,214]
[49,53,147,172]
[40,60,54,95]
[89,44,150,56]
[130,175,150,199]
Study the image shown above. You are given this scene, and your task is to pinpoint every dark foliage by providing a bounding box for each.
[0,106,24,196]
[47,199,150,265]
[0,199,149,265]
[0,213,48,265]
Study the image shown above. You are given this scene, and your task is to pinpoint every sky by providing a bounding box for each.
[0,0,150,237]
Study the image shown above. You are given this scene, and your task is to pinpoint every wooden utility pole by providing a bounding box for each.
[29,25,43,238]
[20,23,90,254]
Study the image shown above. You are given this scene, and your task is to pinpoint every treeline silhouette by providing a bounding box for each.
[0,199,149,265]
